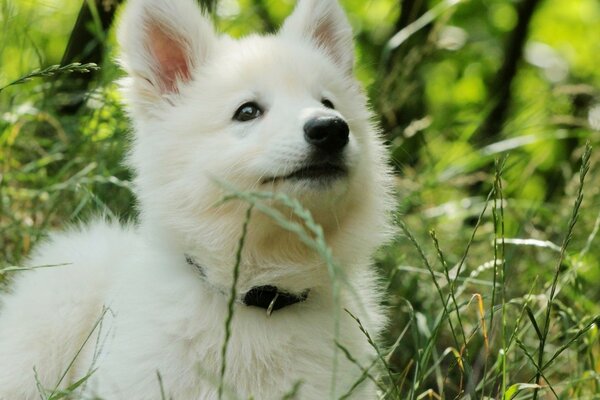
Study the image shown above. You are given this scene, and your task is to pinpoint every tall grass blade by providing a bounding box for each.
[344,309,397,395]
[47,306,110,399]
[0,63,99,93]
[218,205,253,400]
[524,305,543,340]
[532,142,592,399]
[157,371,167,400]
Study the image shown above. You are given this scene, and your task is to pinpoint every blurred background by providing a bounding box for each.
[1,0,599,398]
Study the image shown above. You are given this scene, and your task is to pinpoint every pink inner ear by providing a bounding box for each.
[148,24,192,93]
[311,18,352,75]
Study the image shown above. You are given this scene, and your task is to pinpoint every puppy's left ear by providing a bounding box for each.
[281,0,354,75]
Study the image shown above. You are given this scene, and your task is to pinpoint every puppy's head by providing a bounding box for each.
[118,0,394,266]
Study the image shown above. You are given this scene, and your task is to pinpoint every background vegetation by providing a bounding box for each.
[1,0,599,398]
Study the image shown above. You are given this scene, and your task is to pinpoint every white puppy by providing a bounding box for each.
[0,0,395,398]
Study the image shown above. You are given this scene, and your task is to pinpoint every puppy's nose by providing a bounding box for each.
[304,116,349,154]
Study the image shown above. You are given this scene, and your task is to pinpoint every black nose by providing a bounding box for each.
[304,116,349,154]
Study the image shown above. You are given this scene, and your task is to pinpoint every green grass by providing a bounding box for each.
[1,0,600,398]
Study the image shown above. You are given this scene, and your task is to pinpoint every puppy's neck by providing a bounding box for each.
[185,254,312,315]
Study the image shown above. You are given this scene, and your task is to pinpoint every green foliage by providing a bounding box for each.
[1,0,600,398]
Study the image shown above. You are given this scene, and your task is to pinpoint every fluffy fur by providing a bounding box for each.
[0,0,395,398]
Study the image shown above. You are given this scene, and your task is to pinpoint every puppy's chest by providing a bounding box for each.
[88,259,378,398]
[96,309,359,399]
[94,285,373,399]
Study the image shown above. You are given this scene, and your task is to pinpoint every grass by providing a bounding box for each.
[2,0,600,398]
[0,62,99,94]
[376,143,600,399]
[218,204,253,400]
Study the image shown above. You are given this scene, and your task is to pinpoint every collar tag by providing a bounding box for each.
[266,293,279,317]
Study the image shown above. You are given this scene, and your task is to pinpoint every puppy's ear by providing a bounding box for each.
[118,0,215,112]
[281,0,354,75]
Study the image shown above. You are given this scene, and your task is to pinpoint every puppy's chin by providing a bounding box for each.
[259,158,353,196]
[261,170,351,199]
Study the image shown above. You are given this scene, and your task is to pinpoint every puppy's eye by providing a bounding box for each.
[321,98,335,109]
[233,102,263,122]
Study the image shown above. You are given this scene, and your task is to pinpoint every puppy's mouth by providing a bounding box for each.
[262,162,348,184]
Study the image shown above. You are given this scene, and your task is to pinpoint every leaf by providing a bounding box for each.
[47,369,97,400]
[525,305,543,340]
[503,383,542,400]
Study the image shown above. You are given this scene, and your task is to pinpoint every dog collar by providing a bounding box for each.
[185,255,309,315]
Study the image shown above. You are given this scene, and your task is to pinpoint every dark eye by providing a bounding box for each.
[321,98,335,109]
[233,102,263,122]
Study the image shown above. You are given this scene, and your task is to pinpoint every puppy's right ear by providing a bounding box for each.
[118,0,215,114]
[281,0,354,76]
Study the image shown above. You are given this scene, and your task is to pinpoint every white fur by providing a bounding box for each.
[0,0,395,399]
